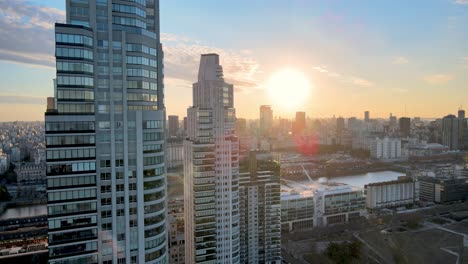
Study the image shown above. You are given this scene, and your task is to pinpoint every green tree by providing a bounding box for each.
[325,241,362,264]
[0,185,12,201]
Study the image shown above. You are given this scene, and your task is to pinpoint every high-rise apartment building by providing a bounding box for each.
[399,117,411,138]
[293,112,306,135]
[45,1,167,263]
[442,114,459,150]
[364,111,370,122]
[259,105,273,137]
[239,152,281,264]
[168,115,179,138]
[184,54,240,263]
[371,137,402,160]
[458,110,466,149]
[336,117,345,134]
[389,113,397,127]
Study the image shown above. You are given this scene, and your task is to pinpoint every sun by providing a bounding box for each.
[266,68,311,110]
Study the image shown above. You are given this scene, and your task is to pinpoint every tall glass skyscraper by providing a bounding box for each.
[45,1,167,263]
[184,54,240,263]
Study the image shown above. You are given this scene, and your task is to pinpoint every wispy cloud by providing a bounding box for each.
[351,77,375,87]
[311,65,374,88]
[0,0,64,68]
[454,0,468,4]
[0,1,263,93]
[163,38,262,93]
[392,56,409,64]
[423,74,455,85]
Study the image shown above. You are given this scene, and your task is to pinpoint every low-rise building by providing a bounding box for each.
[314,183,367,227]
[418,176,468,203]
[365,176,419,210]
[281,190,315,231]
[14,161,46,183]
[281,182,366,231]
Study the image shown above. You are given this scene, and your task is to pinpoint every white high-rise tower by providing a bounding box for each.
[184,54,240,263]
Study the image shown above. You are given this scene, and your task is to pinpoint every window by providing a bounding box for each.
[57,61,93,73]
[112,4,146,18]
[100,160,111,168]
[126,56,156,67]
[102,210,112,218]
[46,121,94,132]
[70,6,89,16]
[112,41,122,49]
[113,16,146,29]
[127,68,157,78]
[47,161,96,175]
[143,132,163,141]
[126,43,156,56]
[101,185,111,194]
[98,121,111,129]
[143,120,163,129]
[48,201,97,216]
[46,148,95,160]
[56,33,92,46]
[101,172,111,180]
[56,47,93,60]
[57,76,94,86]
[46,135,95,146]
[57,90,94,101]
[47,175,96,188]
[127,92,157,102]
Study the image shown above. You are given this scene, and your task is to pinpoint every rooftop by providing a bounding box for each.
[281,179,361,200]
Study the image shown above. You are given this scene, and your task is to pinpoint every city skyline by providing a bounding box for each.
[2,1,468,264]
[1,0,468,121]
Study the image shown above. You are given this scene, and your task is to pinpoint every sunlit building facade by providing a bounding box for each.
[45,1,167,263]
[184,54,240,263]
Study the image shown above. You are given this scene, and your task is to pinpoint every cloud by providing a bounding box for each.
[351,77,375,87]
[163,42,262,92]
[423,74,455,85]
[392,56,409,64]
[454,0,468,4]
[0,0,64,68]
[311,65,375,88]
[0,1,262,93]
[312,66,328,73]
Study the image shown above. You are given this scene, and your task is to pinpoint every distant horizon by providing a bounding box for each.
[0,115,446,123]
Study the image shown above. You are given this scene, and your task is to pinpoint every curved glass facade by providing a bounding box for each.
[46,1,167,263]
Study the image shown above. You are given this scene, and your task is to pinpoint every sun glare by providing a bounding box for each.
[266,68,311,110]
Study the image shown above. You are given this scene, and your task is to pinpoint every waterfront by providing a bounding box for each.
[0,204,47,220]
[327,170,405,188]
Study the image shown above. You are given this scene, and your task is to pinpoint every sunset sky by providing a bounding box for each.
[0,0,467,121]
